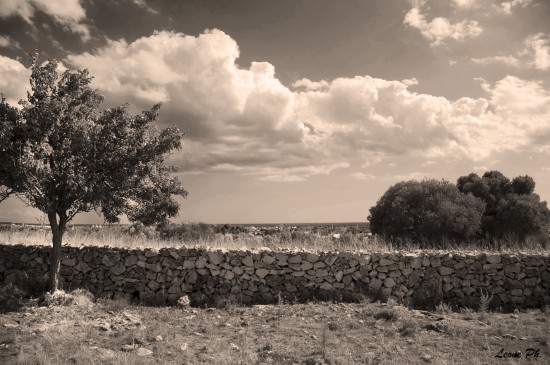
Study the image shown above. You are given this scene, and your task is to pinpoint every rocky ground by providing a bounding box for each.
[0,292,548,364]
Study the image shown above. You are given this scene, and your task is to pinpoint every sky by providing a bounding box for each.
[0,0,549,224]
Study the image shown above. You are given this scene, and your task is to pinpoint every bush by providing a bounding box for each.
[457,171,550,242]
[368,179,485,245]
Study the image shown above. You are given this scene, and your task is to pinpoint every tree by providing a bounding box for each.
[368,179,485,244]
[457,171,550,241]
[0,55,188,291]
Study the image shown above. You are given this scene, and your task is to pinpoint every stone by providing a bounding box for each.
[379,258,394,266]
[438,266,454,276]
[182,259,195,269]
[242,256,254,267]
[124,255,137,267]
[148,281,160,291]
[335,271,344,282]
[486,254,501,264]
[195,257,207,269]
[62,258,76,266]
[288,255,302,264]
[300,261,313,271]
[136,348,153,356]
[262,255,276,265]
[111,262,126,275]
[384,278,396,288]
[306,253,319,263]
[207,251,223,265]
[74,261,91,273]
[369,278,383,290]
[320,282,334,290]
[256,268,269,279]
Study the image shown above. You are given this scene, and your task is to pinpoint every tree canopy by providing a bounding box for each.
[368,179,485,245]
[457,171,549,241]
[0,54,188,290]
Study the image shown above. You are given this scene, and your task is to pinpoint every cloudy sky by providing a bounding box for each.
[1,0,549,224]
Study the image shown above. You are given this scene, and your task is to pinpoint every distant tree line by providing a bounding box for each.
[368,171,550,246]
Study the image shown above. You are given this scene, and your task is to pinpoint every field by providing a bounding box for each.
[0,290,548,365]
[1,222,549,364]
[0,222,548,253]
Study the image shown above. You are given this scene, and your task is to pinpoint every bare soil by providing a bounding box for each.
[0,296,548,365]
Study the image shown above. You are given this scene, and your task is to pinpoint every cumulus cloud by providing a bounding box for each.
[0,56,30,105]
[0,0,89,40]
[472,33,550,70]
[403,3,482,45]
[2,29,549,182]
[526,33,550,70]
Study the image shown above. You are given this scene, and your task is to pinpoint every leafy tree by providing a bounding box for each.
[494,194,550,241]
[511,175,535,195]
[0,55,188,291]
[368,179,485,244]
[457,171,550,241]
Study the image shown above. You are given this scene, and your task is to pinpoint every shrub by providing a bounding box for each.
[368,179,485,245]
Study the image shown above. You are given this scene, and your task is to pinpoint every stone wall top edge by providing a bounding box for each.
[0,243,549,259]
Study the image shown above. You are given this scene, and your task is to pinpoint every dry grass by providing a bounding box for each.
[0,293,548,365]
[0,224,548,253]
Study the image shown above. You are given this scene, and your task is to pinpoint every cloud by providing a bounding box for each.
[0,0,89,40]
[2,30,550,182]
[451,0,477,9]
[526,33,550,70]
[131,0,158,14]
[403,3,482,45]
[0,35,20,49]
[350,172,376,180]
[0,56,30,105]
[498,0,532,15]
[472,33,550,70]
[472,55,521,67]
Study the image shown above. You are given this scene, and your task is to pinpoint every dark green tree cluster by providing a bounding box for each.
[369,171,550,245]
[0,55,188,291]
[457,171,550,241]
[368,179,485,244]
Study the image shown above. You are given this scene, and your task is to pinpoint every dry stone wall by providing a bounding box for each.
[1,244,549,310]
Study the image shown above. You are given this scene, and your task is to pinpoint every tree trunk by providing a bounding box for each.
[48,211,67,292]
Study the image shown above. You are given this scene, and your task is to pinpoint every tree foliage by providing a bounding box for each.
[0,54,188,290]
[457,171,549,241]
[368,179,485,244]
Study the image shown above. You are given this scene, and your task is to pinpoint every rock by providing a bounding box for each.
[369,278,383,290]
[384,278,396,288]
[124,255,138,267]
[180,343,188,351]
[155,335,163,342]
[288,255,302,264]
[379,258,394,266]
[62,258,76,267]
[256,268,269,279]
[486,254,501,264]
[242,256,254,267]
[421,354,432,362]
[177,296,190,308]
[121,344,136,352]
[195,256,207,269]
[207,251,223,265]
[74,261,91,273]
[438,266,454,276]
[262,255,276,265]
[136,348,153,356]
[111,262,126,275]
